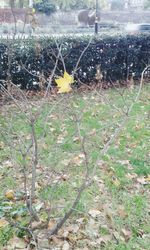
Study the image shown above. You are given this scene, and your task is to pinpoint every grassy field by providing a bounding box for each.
[0,84,150,249]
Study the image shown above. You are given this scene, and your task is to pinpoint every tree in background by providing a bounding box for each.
[32,0,110,13]
[54,0,109,11]
[110,0,125,10]
[144,0,150,9]
[33,0,56,15]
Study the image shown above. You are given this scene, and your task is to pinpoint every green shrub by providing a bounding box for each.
[0,34,149,89]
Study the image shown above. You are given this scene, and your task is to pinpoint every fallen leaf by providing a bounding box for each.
[105,210,113,223]
[73,136,80,143]
[0,218,9,228]
[62,241,70,250]
[50,235,64,246]
[60,174,69,181]
[126,173,137,180]
[65,224,79,234]
[113,231,124,242]
[0,142,5,149]
[61,159,70,166]
[137,177,147,185]
[121,228,132,242]
[118,206,127,219]
[88,209,101,218]
[48,219,56,230]
[117,160,130,165]
[55,71,74,93]
[76,217,85,224]
[71,156,83,166]
[145,176,150,182]
[3,160,13,168]
[96,235,112,245]
[7,237,27,249]
[112,178,120,187]
[5,190,15,200]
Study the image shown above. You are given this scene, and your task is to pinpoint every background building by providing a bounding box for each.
[129,0,145,9]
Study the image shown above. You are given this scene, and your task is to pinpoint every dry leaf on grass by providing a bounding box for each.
[0,218,9,228]
[7,237,27,249]
[65,224,79,234]
[48,219,56,230]
[118,206,128,219]
[5,190,15,200]
[137,177,147,185]
[62,241,70,250]
[3,160,13,168]
[121,228,132,242]
[73,137,80,143]
[71,156,83,166]
[88,209,101,218]
[96,235,112,245]
[50,236,64,246]
[145,176,150,182]
[112,178,120,187]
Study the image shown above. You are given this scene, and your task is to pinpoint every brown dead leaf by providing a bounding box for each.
[61,159,71,166]
[121,228,132,242]
[76,217,86,224]
[96,235,112,245]
[117,160,130,165]
[65,224,79,234]
[0,218,9,228]
[50,235,64,246]
[31,221,46,230]
[48,219,56,230]
[113,231,125,242]
[71,156,83,166]
[118,206,128,219]
[89,128,96,136]
[60,174,69,181]
[7,236,27,249]
[105,210,113,223]
[3,160,13,168]
[0,141,5,149]
[50,127,56,132]
[62,241,70,250]
[88,209,101,218]
[57,135,65,144]
[137,177,147,185]
[126,173,137,180]
[73,136,80,143]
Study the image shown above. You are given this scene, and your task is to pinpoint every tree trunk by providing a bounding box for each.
[29,0,33,8]
[9,0,15,8]
[19,0,24,8]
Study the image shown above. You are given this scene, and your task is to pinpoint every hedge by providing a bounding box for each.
[0,34,150,89]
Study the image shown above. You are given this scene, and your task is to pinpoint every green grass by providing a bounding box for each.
[0,84,150,248]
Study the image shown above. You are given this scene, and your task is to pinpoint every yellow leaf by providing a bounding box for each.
[112,178,120,187]
[55,71,74,93]
[145,176,150,182]
[58,84,72,94]
[64,71,74,84]
[5,190,15,200]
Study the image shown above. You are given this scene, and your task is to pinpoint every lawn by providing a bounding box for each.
[0,84,150,249]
